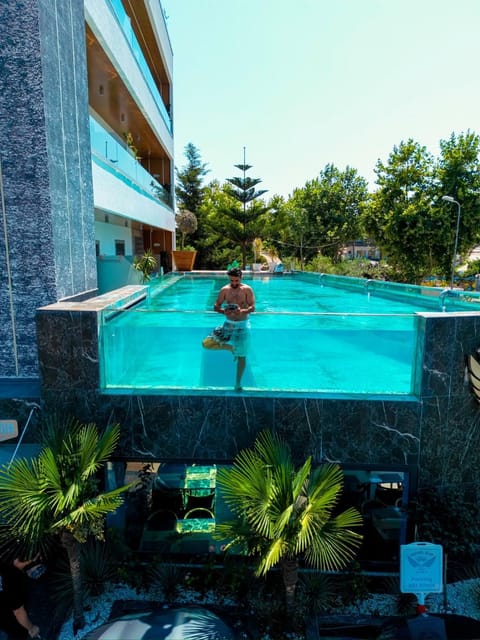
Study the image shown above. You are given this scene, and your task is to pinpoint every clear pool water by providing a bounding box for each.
[99,273,477,397]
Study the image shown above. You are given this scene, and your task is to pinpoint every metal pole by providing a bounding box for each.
[450,201,461,289]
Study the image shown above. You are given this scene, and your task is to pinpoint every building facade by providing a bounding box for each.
[0,0,175,385]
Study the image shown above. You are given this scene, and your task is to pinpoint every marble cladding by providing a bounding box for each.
[0,0,95,378]
[39,391,422,467]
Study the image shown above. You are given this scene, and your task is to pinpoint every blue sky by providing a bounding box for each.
[161,0,480,199]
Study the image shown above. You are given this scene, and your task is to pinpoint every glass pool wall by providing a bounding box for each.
[98,272,480,398]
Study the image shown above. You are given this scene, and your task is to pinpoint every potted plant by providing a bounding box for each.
[171,209,198,271]
[133,249,158,283]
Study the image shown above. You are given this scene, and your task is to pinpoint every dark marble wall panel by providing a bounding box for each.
[0,0,95,378]
[37,310,99,391]
[420,314,480,398]
[419,394,480,489]
[39,387,420,468]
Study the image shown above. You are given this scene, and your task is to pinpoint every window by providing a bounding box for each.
[115,240,125,256]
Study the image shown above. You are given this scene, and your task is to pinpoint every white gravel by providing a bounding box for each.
[57,579,480,639]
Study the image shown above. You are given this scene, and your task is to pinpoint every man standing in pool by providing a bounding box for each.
[212,264,255,391]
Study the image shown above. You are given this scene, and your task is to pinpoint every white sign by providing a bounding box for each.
[400,542,443,595]
[0,420,18,442]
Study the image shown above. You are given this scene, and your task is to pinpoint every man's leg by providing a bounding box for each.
[235,357,246,390]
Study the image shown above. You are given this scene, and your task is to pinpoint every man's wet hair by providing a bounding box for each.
[227,267,242,278]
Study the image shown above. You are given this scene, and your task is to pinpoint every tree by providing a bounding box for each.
[362,134,480,283]
[280,165,368,267]
[175,142,209,214]
[362,139,439,282]
[435,131,480,277]
[221,150,270,268]
[215,431,363,610]
[175,209,198,249]
[0,418,131,632]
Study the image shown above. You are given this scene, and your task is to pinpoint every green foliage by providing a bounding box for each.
[175,143,209,214]
[276,164,368,268]
[410,486,480,565]
[122,131,138,158]
[219,556,254,599]
[0,416,131,631]
[215,430,363,609]
[297,572,338,614]
[461,258,480,278]
[246,579,299,638]
[175,209,198,249]
[49,538,117,620]
[148,560,185,601]
[362,139,438,283]
[175,143,210,265]
[362,132,480,283]
[133,249,157,282]
[335,565,371,608]
[0,418,129,548]
[219,158,271,268]
[304,254,336,273]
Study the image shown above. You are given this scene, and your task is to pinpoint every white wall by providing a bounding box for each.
[96,219,132,256]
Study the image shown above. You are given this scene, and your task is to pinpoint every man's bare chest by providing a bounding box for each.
[225,287,248,305]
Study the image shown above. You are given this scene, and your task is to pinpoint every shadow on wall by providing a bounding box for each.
[96,255,143,294]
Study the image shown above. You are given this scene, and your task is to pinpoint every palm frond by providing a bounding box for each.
[256,537,288,576]
[303,510,364,570]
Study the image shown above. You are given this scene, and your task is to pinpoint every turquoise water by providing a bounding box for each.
[100,274,444,397]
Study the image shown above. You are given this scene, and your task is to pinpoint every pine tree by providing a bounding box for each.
[224,148,269,268]
[175,143,209,214]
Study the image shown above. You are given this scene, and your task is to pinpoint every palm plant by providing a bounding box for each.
[132,249,157,282]
[0,417,132,632]
[215,430,363,610]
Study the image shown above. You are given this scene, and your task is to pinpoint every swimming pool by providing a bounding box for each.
[99,272,480,397]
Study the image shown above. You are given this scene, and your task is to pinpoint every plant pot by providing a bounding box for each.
[171,250,197,271]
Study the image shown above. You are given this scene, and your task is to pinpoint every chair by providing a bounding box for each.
[184,507,214,520]
[184,491,215,512]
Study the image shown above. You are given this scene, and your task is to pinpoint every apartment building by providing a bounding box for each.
[0,0,174,386]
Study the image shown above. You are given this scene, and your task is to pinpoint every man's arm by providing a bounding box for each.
[237,286,255,316]
[245,286,255,313]
[13,605,40,638]
[213,289,226,313]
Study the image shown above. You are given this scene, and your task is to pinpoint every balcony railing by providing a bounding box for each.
[90,116,173,208]
[108,0,172,133]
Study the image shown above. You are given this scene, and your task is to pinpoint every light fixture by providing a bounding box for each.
[99,84,104,95]
[442,195,462,289]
